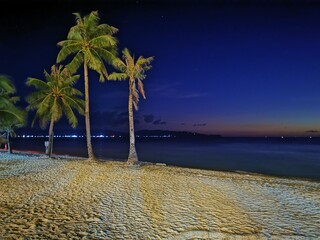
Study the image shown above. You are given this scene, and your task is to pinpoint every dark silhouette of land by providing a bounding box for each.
[136,130,222,139]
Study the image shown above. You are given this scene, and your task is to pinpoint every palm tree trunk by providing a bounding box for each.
[127,79,138,164]
[48,118,54,157]
[84,61,95,160]
[6,131,12,154]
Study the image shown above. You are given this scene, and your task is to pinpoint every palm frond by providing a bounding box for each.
[64,95,85,116]
[94,24,118,36]
[0,111,26,134]
[136,56,154,70]
[0,76,27,124]
[136,56,154,65]
[111,57,126,71]
[61,87,83,96]
[63,74,80,86]
[50,97,62,122]
[36,94,53,116]
[62,98,78,128]
[44,69,52,82]
[56,43,82,63]
[86,49,108,81]
[67,25,85,40]
[90,35,118,48]
[37,113,50,129]
[122,49,135,75]
[94,48,119,66]
[108,73,128,81]
[122,48,134,66]
[26,77,49,89]
[137,79,146,99]
[25,91,48,110]
[0,108,25,123]
[9,96,20,103]
[0,75,16,94]
[0,99,26,124]
[65,51,84,74]
[122,48,131,59]
[57,39,79,47]
[86,11,100,29]
[73,12,84,26]
[0,97,13,109]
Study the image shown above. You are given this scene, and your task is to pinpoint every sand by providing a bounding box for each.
[0,152,319,239]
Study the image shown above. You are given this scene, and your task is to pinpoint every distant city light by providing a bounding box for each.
[15,134,176,139]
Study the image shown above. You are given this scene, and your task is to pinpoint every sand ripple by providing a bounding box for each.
[0,152,319,239]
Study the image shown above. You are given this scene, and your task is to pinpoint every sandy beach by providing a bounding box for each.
[0,152,319,239]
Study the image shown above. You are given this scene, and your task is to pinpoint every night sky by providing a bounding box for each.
[1,0,320,137]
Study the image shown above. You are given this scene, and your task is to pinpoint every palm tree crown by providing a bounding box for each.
[0,113,26,153]
[25,65,84,129]
[109,48,154,110]
[56,11,118,80]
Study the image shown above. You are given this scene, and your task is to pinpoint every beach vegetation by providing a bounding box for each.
[0,75,26,153]
[0,75,26,123]
[109,48,154,164]
[56,10,118,160]
[25,65,84,157]
[0,114,26,153]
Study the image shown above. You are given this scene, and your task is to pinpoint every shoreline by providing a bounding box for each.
[5,136,320,181]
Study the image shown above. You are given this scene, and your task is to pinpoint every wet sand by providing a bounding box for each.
[0,152,319,239]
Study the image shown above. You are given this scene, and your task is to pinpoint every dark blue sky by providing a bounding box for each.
[1,0,320,137]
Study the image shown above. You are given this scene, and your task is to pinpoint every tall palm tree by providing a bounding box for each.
[25,65,85,157]
[0,75,25,122]
[56,11,118,160]
[109,48,154,164]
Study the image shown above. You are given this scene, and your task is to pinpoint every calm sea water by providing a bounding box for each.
[7,137,320,180]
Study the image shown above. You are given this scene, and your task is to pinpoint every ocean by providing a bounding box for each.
[7,137,320,180]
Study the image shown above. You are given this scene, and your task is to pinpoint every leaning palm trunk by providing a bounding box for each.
[84,61,95,160]
[6,132,12,154]
[48,118,54,157]
[127,80,138,164]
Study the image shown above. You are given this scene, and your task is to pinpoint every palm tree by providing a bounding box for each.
[25,65,85,157]
[0,76,26,153]
[109,48,154,164]
[56,11,118,160]
[0,75,25,122]
[0,114,26,153]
